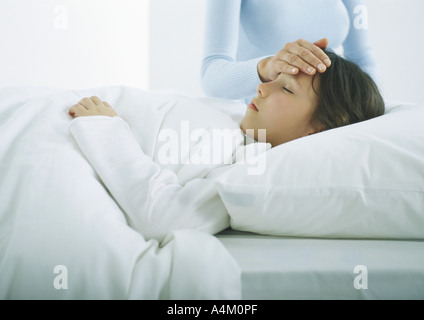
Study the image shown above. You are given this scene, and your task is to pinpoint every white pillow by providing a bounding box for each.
[214,101,424,239]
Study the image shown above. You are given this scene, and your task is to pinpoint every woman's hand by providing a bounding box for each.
[258,38,331,82]
[68,96,117,118]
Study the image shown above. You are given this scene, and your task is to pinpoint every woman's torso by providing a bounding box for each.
[237,0,350,60]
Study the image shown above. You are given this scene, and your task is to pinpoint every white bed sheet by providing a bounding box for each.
[217,229,424,300]
[0,85,241,299]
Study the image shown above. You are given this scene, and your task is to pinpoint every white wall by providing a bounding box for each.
[368,0,424,104]
[148,0,205,96]
[0,0,149,90]
[149,0,424,105]
[1,0,423,104]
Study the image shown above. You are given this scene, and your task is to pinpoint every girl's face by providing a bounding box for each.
[241,72,324,147]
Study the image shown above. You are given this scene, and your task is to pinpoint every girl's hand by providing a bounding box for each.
[258,38,331,82]
[69,96,117,118]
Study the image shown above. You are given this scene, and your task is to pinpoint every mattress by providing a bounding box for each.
[216,229,424,300]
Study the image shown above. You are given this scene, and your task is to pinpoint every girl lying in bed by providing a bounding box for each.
[69,50,384,147]
[67,50,385,242]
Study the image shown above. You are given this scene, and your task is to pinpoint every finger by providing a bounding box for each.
[68,105,77,117]
[311,39,331,67]
[103,101,113,108]
[78,97,96,109]
[271,59,299,75]
[280,41,319,74]
[280,50,318,75]
[103,101,118,116]
[69,104,81,116]
[297,39,331,69]
[289,42,326,73]
[313,38,329,50]
[90,96,103,106]
[69,104,89,117]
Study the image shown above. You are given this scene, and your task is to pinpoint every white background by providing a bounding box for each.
[1,0,423,104]
[0,0,150,90]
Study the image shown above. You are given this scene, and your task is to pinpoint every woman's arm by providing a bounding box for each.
[342,0,378,81]
[68,98,230,244]
[200,0,263,100]
[200,0,332,100]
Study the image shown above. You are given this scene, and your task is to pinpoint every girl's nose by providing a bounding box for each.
[257,83,266,97]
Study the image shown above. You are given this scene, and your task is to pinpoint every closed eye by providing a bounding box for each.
[283,87,293,94]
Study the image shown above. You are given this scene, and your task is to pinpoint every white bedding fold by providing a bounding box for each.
[69,116,230,242]
[0,85,242,299]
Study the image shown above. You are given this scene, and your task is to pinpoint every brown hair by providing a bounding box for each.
[313,50,385,130]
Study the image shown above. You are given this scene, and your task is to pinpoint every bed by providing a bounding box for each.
[217,229,424,299]
[1,85,423,300]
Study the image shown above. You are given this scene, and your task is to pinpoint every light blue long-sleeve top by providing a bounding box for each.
[200,0,378,102]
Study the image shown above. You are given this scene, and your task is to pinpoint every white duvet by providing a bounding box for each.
[0,85,246,299]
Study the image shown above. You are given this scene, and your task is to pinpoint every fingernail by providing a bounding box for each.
[291,67,298,73]
[307,67,315,74]
[318,64,326,71]
[324,58,331,66]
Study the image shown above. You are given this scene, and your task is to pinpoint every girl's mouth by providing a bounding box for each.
[248,102,259,112]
